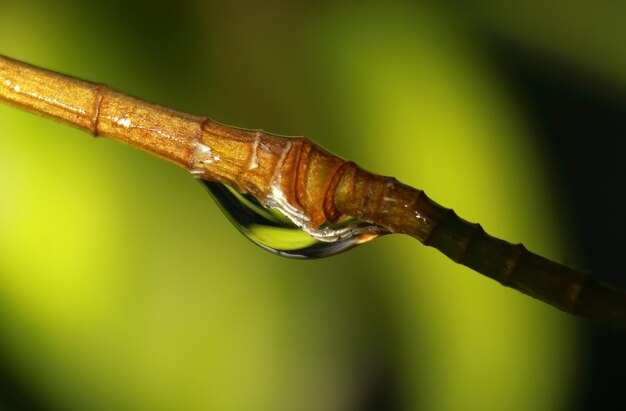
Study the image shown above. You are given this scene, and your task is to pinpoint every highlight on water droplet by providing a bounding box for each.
[201,181,388,259]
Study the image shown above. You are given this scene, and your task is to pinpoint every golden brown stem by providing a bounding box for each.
[2,54,625,330]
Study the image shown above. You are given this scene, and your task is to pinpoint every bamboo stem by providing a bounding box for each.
[2,54,625,331]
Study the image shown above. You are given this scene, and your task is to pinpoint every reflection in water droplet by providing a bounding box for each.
[201,181,388,259]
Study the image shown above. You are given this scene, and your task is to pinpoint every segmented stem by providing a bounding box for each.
[2,54,625,331]
[331,165,626,330]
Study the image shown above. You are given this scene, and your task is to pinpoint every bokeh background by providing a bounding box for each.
[1,1,625,410]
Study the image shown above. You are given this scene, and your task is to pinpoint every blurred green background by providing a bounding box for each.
[2,1,625,410]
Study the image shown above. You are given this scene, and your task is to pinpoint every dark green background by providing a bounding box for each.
[1,1,625,410]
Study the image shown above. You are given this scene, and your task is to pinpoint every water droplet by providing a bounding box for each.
[201,181,388,259]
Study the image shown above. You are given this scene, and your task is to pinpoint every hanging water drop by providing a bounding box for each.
[201,181,388,259]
